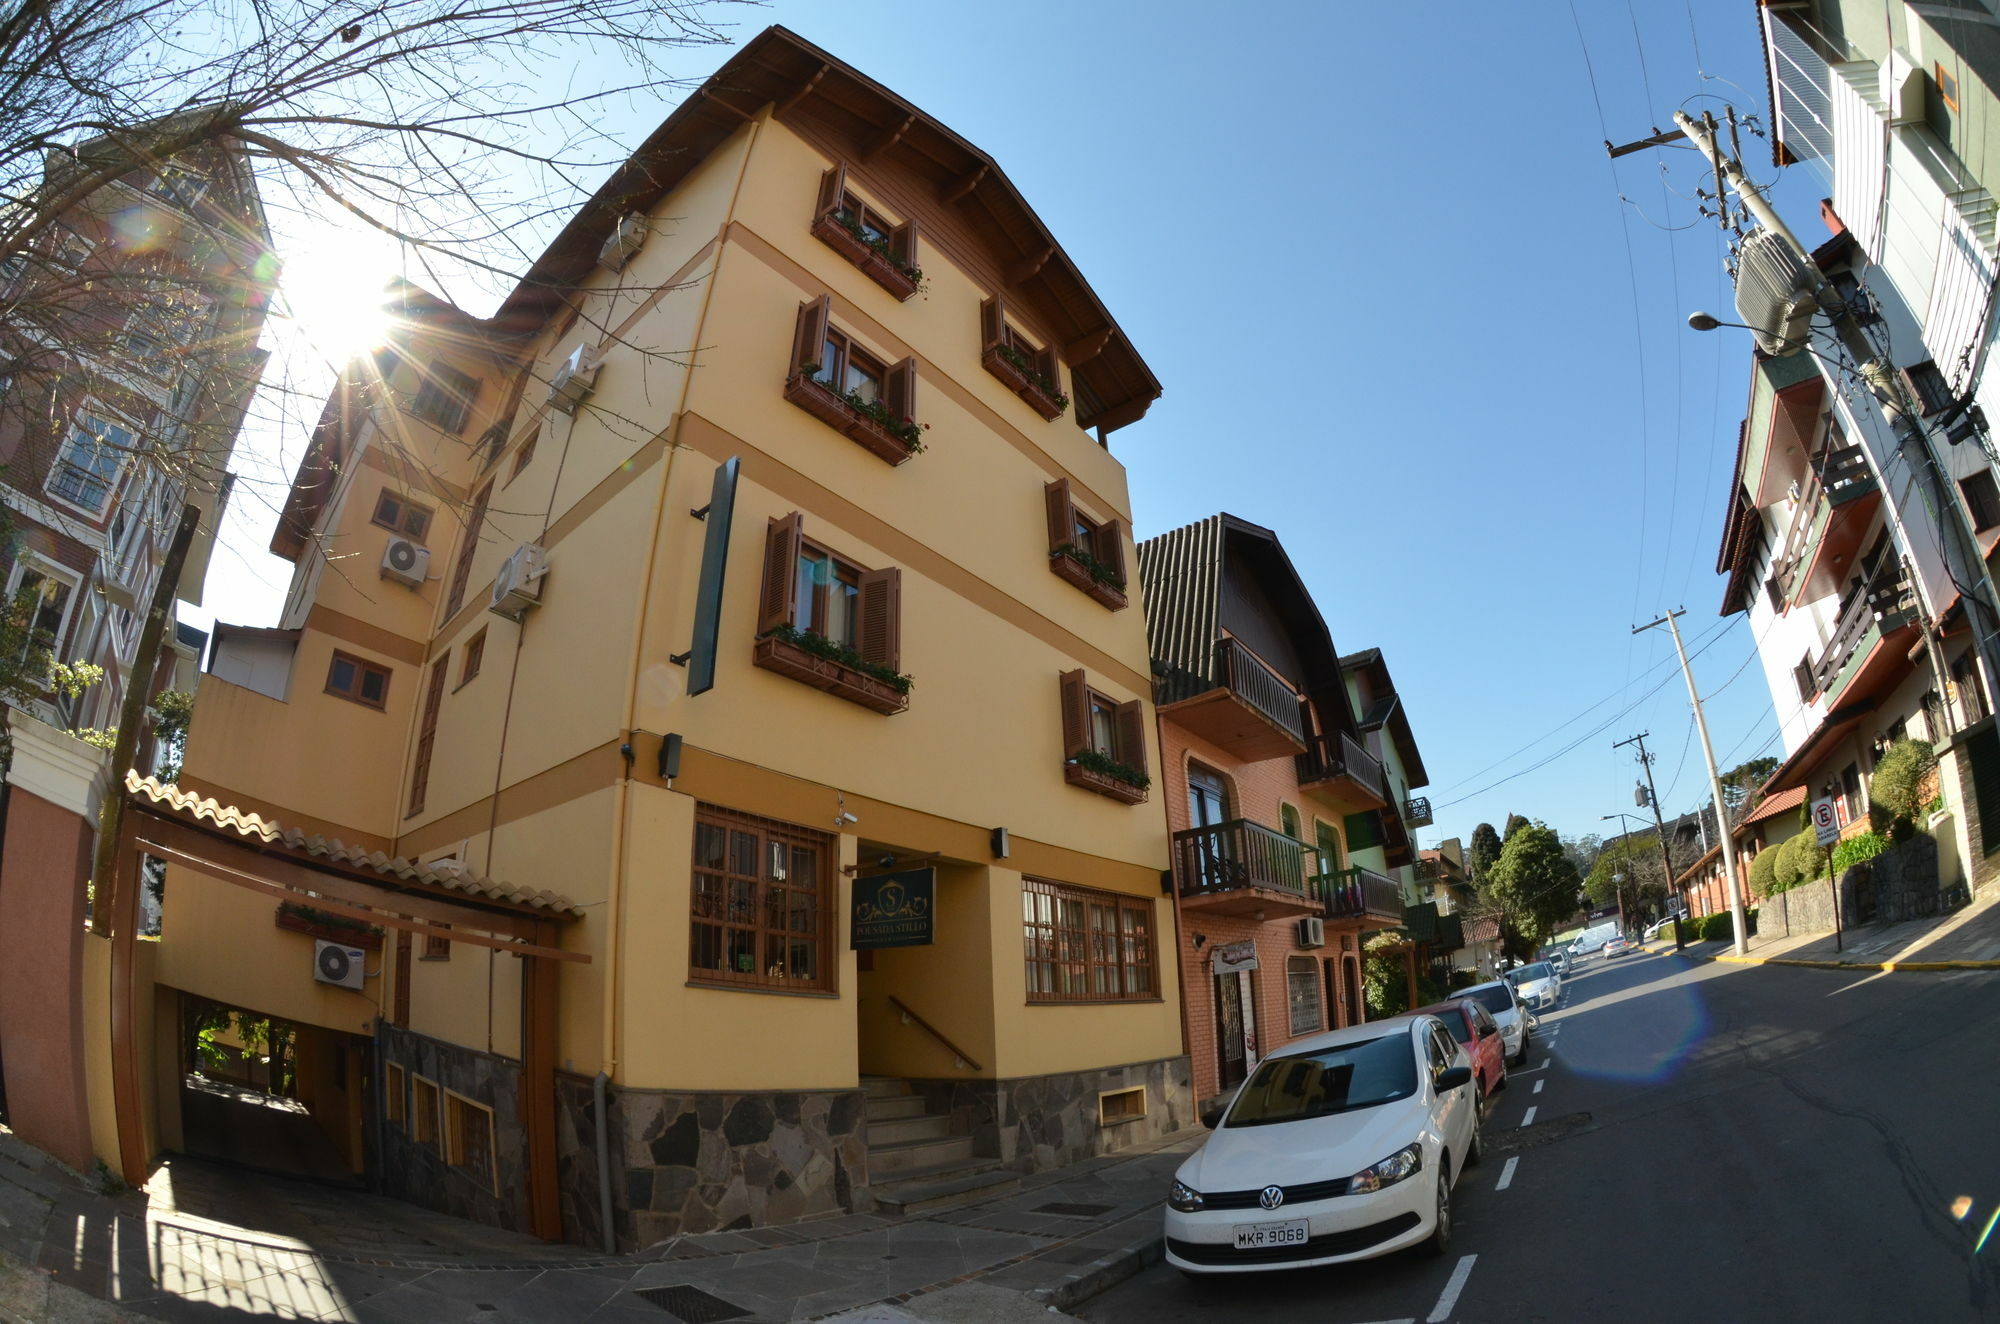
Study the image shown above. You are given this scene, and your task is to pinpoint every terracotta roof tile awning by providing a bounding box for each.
[1741,784,1807,826]
[125,773,584,917]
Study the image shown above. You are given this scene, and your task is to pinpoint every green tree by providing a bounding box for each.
[1468,823,1503,880]
[149,689,194,783]
[1485,822,1584,950]
[1868,738,1936,839]
[1503,814,1531,841]
[1718,756,1781,824]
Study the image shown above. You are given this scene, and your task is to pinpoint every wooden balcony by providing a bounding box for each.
[1172,819,1319,918]
[1296,731,1387,809]
[1403,797,1434,829]
[1810,567,1920,708]
[1156,638,1307,761]
[1314,866,1403,924]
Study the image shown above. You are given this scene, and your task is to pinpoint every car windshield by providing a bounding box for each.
[1225,1035,1418,1127]
[1469,985,1514,1015]
[1514,962,1552,982]
[1433,1009,1472,1044]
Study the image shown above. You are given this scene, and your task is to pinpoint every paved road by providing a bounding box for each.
[1080,947,2000,1323]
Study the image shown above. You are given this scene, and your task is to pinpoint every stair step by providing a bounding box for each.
[866,1135,977,1175]
[864,1095,928,1122]
[873,1169,1022,1217]
[866,1114,953,1146]
[860,1076,913,1101]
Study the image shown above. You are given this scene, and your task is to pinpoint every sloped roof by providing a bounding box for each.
[1742,784,1807,827]
[125,773,583,917]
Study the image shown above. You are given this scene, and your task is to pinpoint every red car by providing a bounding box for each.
[1413,996,1508,1105]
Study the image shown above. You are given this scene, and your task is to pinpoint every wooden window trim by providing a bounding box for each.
[1042,478,1127,609]
[423,922,451,961]
[407,655,448,816]
[410,361,479,436]
[507,426,539,484]
[1022,877,1160,1004]
[688,804,837,995]
[371,490,434,542]
[754,512,907,713]
[457,628,486,690]
[384,1062,407,1127]
[411,1075,441,1147]
[810,163,920,300]
[444,481,492,617]
[785,296,920,465]
[443,1087,498,1192]
[1059,669,1149,803]
[1937,62,1960,113]
[326,650,392,710]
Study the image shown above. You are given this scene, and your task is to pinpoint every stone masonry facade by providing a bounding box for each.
[907,1055,1192,1172]
[374,1024,531,1234]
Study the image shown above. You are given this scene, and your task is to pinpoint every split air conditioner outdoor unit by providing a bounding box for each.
[313,939,367,991]
[598,212,648,271]
[1734,228,1821,357]
[381,536,429,588]
[1296,916,1326,949]
[489,543,547,622]
[548,345,601,415]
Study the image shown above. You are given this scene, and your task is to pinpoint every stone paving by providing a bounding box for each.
[0,1123,1200,1323]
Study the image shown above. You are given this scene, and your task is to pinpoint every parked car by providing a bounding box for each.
[1505,961,1561,1012]
[1165,1014,1481,1273]
[1459,978,1533,1065]
[1604,936,1634,958]
[1412,997,1507,1103]
[1642,916,1683,943]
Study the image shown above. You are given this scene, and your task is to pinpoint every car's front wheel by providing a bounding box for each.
[1512,1032,1530,1066]
[1466,1115,1485,1167]
[1422,1163,1452,1257]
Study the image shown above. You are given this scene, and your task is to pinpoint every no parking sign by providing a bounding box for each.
[1812,797,1839,846]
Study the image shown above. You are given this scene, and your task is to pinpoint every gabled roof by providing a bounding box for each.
[1741,784,1807,828]
[1339,648,1430,789]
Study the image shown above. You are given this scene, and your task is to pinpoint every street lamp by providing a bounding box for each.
[1685,312,1820,358]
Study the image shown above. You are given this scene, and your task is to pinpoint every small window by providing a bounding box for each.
[1097,1086,1147,1125]
[1903,360,1955,417]
[459,628,486,687]
[813,326,886,406]
[1937,62,1960,113]
[412,1076,441,1147]
[384,1063,407,1127]
[423,924,451,961]
[1794,654,1816,704]
[795,543,864,650]
[5,559,78,667]
[508,427,540,482]
[371,490,433,542]
[445,1090,497,1190]
[1963,471,2000,534]
[689,805,835,993]
[755,512,903,689]
[326,650,392,709]
[1286,955,1323,1035]
[1280,804,1302,841]
[1022,877,1158,1002]
[46,412,133,516]
[1344,810,1383,852]
[410,361,479,435]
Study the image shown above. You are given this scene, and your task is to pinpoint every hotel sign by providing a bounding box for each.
[851,868,935,949]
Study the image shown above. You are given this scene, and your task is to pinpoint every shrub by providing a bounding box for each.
[1698,907,1760,942]
[1831,830,1890,875]
[1869,738,1936,839]
[1748,846,1779,899]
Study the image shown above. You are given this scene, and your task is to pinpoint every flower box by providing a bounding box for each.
[981,346,1067,421]
[783,374,918,467]
[754,635,909,715]
[1049,552,1128,611]
[811,214,918,301]
[1065,761,1148,805]
[275,906,384,952]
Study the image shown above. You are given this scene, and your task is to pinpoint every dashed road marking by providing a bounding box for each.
[1533,1079,1544,1094]
[1521,1106,1538,1126]
[1496,1157,1518,1191]
[1540,1057,1551,1069]
[1427,1254,1478,1323]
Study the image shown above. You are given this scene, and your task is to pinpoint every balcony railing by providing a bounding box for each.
[1403,797,1434,829]
[1154,637,1308,758]
[1296,731,1387,805]
[1813,442,1877,505]
[1313,866,1402,922]
[1808,565,1916,699]
[1172,818,1307,901]
[1211,637,1307,743]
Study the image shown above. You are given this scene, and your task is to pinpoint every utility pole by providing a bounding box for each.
[1614,731,1677,938]
[1636,610,1750,956]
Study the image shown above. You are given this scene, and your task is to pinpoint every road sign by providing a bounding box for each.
[1811,797,1839,846]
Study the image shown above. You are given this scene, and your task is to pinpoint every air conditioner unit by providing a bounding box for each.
[598,212,648,271]
[313,939,367,991]
[1296,916,1326,949]
[381,536,429,588]
[489,542,547,621]
[548,345,601,415]
[1734,229,1821,357]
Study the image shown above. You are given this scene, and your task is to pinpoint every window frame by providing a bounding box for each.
[813,325,887,404]
[44,407,136,519]
[688,804,837,995]
[411,1075,442,1148]
[795,539,865,650]
[1286,955,1323,1036]
[384,1062,407,1128]
[371,490,434,542]
[3,554,82,672]
[443,1087,498,1191]
[507,426,540,483]
[423,923,451,961]
[326,649,393,711]
[407,654,448,815]
[1022,877,1160,1005]
[458,628,486,689]
[409,360,479,436]
[1962,470,2000,535]
[1937,62,1961,113]
[1903,360,1956,417]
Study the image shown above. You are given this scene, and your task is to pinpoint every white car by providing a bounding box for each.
[1506,961,1561,1013]
[1460,979,1534,1065]
[1165,1015,1481,1273]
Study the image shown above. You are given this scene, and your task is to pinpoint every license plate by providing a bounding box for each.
[1233,1219,1309,1249]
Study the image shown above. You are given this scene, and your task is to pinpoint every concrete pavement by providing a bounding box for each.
[1648,884,2000,969]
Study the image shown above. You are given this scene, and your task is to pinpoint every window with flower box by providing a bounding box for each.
[785,297,921,465]
[1043,478,1127,609]
[810,164,921,300]
[1059,669,1148,803]
[1022,877,1157,1003]
[690,805,834,993]
[981,296,1068,420]
[754,512,908,714]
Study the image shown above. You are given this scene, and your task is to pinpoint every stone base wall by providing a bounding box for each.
[908,1055,1192,1174]
[588,1085,869,1249]
[1762,831,1955,936]
[374,1024,530,1234]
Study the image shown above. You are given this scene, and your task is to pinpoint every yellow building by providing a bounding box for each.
[154,26,1181,1247]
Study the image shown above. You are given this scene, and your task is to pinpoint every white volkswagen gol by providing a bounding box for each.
[1164,1015,1481,1274]
[1506,960,1561,1013]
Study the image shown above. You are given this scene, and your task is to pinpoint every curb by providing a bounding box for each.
[1663,946,2000,972]
[1029,1224,1164,1311]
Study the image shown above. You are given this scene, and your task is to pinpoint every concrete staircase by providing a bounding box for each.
[862,1076,1019,1216]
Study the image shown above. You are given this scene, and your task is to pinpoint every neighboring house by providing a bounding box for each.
[1675,787,1806,918]
[1139,514,1410,1109]
[1419,840,1490,981]
[1750,1,2000,891]
[149,27,1179,1248]
[0,116,271,750]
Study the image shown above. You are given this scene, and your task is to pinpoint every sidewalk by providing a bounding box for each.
[0,1121,1199,1323]
[1645,884,2000,970]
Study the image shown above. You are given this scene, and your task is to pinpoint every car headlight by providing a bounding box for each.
[1168,1179,1205,1213]
[1346,1143,1423,1195]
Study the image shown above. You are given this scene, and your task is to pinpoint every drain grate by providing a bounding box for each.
[632,1284,753,1322]
[1033,1201,1116,1218]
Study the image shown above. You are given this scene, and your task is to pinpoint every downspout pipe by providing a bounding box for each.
[594,1069,616,1254]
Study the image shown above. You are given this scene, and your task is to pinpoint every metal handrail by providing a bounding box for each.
[1403,796,1434,827]
[1318,866,1401,921]
[1297,731,1386,801]
[1173,819,1308,898]
[886,995,982,1071]
[1215,638,1306,743]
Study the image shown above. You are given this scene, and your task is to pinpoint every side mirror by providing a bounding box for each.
[1436,1065,1473,1092]
[1199,1103,1226,1129]
[1478,1024,1497,1039]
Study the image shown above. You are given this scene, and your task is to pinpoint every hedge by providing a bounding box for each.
[1699,907,1759,942]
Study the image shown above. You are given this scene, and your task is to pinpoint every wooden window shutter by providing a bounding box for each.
[1113,698,1147,771]
[891,216,919,268]
[815,163,846,220]
[1038,343,1062,390]
[1092,516,1127,584]
[856,567,901,671]
[884,356,916,426]
[1044,477,1074,553]
[759,513,803,634]
[979,295,1005,354]
[408,657,449,817]
[791,295,830,377]
[1059,668,1090,759]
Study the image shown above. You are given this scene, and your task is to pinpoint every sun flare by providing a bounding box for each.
[282,257,395,363]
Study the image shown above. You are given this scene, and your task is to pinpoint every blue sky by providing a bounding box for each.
[188,0,1826,852]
